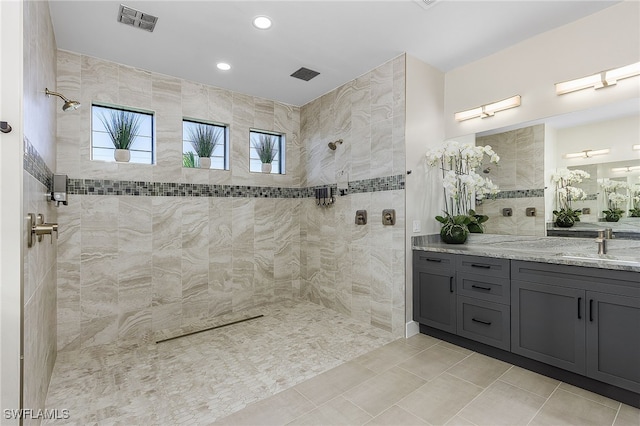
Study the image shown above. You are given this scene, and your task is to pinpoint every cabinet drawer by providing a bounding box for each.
[457,296,510,351]
[458,273,510,305]
[413,251,455,273]
[457,255,510,279]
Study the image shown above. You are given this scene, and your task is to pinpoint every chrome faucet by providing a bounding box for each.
[596,229,607,255]
[604,228,614,239]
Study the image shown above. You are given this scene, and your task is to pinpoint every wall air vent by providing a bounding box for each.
[290,67,320,82]
[118,4,158,32]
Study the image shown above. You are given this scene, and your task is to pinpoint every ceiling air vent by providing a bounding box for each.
[118,4,158,32]
[413,0,439,10]
[290,67,320,82]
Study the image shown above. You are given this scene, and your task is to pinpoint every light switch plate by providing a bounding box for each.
[413,220,421,233]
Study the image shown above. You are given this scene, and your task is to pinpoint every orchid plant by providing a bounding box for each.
[550,168,589,226]
[601,179,629,221]
[630,183,640,217]
[426,141,500,236]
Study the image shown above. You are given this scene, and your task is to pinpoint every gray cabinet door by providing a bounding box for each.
[586,291,640,393]
[413,267,456,333]
[511,280,586,374]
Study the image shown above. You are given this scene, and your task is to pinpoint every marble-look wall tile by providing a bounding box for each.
[476,124,545,236]
[57,51,405,350]
[299,56,406,337]
[209,198,233,316]
[58,51,303,188]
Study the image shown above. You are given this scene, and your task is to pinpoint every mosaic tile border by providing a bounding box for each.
[23,142,405,198]
[491,188,545,199]
[66,174,406,198]
[24,137,53,191]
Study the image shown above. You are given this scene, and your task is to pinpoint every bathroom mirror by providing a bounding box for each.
[470,97,640,239]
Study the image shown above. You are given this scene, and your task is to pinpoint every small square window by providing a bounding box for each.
[250,130,285,174]
[91,105,154,164]
[182,119,229,170]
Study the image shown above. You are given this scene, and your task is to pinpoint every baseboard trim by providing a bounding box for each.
[405,321,419,338]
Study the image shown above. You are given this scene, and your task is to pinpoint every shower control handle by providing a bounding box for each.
[27,213,58,247]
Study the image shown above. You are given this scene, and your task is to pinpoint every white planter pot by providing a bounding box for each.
[261,163,272,173]
[199,157,211,169]
[114,149,130,162]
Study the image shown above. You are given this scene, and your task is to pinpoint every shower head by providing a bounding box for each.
[45,88,81,112]
[328,139,343,150]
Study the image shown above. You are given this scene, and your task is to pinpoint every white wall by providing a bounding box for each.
[404,55,445,333]
[555,115,640,168]
[0,0,23,422]
[444,1,640,139]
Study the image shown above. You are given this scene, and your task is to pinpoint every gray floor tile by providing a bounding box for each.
[458,380,546,426]
[398,373,483,425]
[398,344,468,381]
[294,361,376,406]
[446,352,510,388]
[614,403,640,426]
[530,388,618,426]
[343,366,426,417]
[498,365,560,398]
[366,405,428,426]
[287,396,372,426]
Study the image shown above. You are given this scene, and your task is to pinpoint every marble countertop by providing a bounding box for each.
[412,234,640,273]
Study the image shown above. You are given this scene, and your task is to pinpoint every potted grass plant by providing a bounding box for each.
[99,109,142,162]
[182,152,199,168]
[253,133,277,173]
[188,124,222,169]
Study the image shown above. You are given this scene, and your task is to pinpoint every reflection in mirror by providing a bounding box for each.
[472,98,640,240]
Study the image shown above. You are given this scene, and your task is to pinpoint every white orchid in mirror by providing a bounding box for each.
[630,183,640,217]
[550,168,589,228]
[425,141,500,243]
[600,179,630,222]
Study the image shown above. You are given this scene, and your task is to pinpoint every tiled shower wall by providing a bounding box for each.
[55,51,303,350]
[22,0,58,421]
[56,51,407,349]
[300,55,406,337]
[475,124,546,236]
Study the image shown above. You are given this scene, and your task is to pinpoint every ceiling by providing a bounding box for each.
[49,0,621,107]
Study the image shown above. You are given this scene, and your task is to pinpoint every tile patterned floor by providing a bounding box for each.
[45,300,640,425]
[217,334,640,426]
[43,300,396,425]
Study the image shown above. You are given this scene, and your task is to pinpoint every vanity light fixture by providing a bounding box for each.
[216,62,231,71]
[633,144,640,150]
[454,95,521,121]
[555,62,640,95]
[612,165,640,173]
[564,148,610,159]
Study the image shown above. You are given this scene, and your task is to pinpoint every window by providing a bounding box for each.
[182,119,228,169]
[249,130,285,174]
[91,105,154,164]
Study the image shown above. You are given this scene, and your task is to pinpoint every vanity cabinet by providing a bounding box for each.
[456,256,511,350]
[586,291,640,393]
[511,260,640,393]
[413,251,640,395]
[511,280,586,373]
[412,251,456,333]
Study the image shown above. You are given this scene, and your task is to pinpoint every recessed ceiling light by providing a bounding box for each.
[252,16,272,30]
[217,62,231,71]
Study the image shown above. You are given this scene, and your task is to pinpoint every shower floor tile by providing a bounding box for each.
[43,300,396,425]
